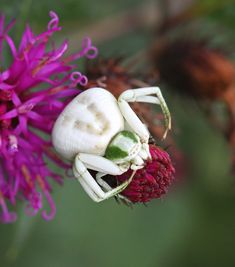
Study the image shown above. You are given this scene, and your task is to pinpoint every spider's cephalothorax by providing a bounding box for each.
[52,87,171,202]
[105,130,149,170]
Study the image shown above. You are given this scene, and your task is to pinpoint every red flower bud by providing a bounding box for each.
[115,145,175,203]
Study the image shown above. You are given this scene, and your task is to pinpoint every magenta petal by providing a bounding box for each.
[41,190,56,221]
[4,35,17,57]
[0,196,17,223]
[0,10,97,223]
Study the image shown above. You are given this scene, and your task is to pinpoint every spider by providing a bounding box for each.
[52,87,171,202]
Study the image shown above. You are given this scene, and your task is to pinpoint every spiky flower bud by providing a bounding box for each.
[115,145,175,203]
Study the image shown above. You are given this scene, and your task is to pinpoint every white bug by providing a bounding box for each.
[52,87,171,202]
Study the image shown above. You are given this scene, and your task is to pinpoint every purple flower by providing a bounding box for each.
[0,11,97,223]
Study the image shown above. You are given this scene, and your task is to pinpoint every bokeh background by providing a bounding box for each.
[1,0,235,266]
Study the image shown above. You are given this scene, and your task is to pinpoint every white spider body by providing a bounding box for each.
[52,88,124,160]
[52,86,171,202]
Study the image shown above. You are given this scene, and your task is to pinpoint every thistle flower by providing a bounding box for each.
[0,11,97,223]
[105,145,175,203]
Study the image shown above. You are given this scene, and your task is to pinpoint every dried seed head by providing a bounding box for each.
[152,40,235,100]
[84,58,132,97]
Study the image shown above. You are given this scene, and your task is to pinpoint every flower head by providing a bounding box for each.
[0,11,97,223]
[117,145,175,203]
[84,57,131,97]
[152,40,235,101]
[104,145,175,203]
[152,40,235,171]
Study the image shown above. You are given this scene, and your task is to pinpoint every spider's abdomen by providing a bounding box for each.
[52,88,124,160]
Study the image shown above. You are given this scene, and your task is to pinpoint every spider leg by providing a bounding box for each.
[72,165,101,202]
[73,153,133,202]
[118,87,171,139]
[96,172,111,191]
[96,172,134,205]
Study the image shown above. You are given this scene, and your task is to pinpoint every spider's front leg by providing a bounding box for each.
[96,172,133,205]
[118,87,171,139]
[73,153,133,202]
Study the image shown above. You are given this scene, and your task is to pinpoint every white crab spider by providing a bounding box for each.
[52,87,171,202]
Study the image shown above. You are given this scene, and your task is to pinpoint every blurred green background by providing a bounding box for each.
[1,0,235,266]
